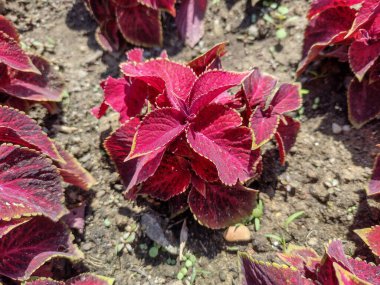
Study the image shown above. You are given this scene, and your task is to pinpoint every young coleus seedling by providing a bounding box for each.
[96,43,301,229]
[240,240,380,285]
[84,0,207,50]
[0,16,65,112]
[299,0,380,128]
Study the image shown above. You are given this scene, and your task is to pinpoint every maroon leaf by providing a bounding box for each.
[121,59,197,109]
[137,155,191,200]
[346,0,380,38]
[93,76,149,122]
[138,0,176,15]
[95,19,121,52]
[0,31,38,73]
[250,107,280,148]
[116,4,162,47]
[188,70,249,114]
[187,42,227,75]
[176,0,207,47]
[1,55,65,103]
[347,77,380,128]
[188,183,258,229]
[104,118,164,194]
[0,15,20,42]
[348,256,380,284]
[355,226,380,258]
[54,144,96,191]
[0,217,31,237]
[243,68,277,108]
[0,106,63,162]
[368,153,380,195]
[307,0,363,19]
[271,83,302,114]
[187,104,255,185]
[275,116,301,165]
[0,216,83,281]
[349,40,380,81]
[0,144,67,221]
[334,263,372,285]
[239,252,315,285]
[278,244,320,274]
[128,108,186,159]
[297,7,356,76]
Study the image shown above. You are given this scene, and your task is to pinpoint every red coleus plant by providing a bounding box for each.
[93,43,301,229]
[298,0,380,128]
[0,16,65,113]
[240,239,380,285]
[0,106,95,281]
[84,0,207,50]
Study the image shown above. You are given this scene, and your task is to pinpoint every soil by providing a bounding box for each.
[3,0,380,284]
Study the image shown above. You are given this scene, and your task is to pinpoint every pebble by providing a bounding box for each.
[307,237,318,246]
[82,242,95,251]
[248,25,259,38]
[223,225,252,242]
[219,271,227,282]
[332,123,342,134]
[342,125,351,132]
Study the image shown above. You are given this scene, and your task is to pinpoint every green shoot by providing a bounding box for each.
[284,211,305,231]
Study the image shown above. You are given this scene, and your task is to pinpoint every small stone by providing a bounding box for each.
[223,225,252,242]
[332,123,342,134]
[219,271,227,282]
[248,25,259,38]
[82,242,95,251]
[307,237,318,246]
[342,125,351,132]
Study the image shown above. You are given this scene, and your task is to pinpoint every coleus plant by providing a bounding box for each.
[0,15,65,113]
[93,43,302,229]
[240,238,380,285]
[298,0,380,128]
[84,0,207,50]
[0,106,95,281]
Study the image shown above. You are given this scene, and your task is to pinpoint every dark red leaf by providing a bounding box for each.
[0,106,63,162]
[243,68,277,108]
[188,183,258,229]
[126,48,144,62]
[0,31,38,73]
[116,4,162,47]
[307,0,363,19]
[187,42,227,75]
[239,252,316,285]
[66,274,114,285]
[188,70,249,114]
[138,0,176,16]
[355,226,380,258]
[0,15,20,42]
[0,144,67,221]
[0,217,31,238]
[347,77,380,128]
[0,216,83,281]
[271,83,302,114]
[250,107,280,148]
[334,263,372,285]
[176,0,207,47]
[138,155,191,200]
[187,104,255,185]
[297,7,356,76]
[128,108,186,159]
[348,256,380,284]
[104,118,164,194]
[346,0,380,38]
[1,55,65,103]
[95,19,121,52]
[121,59,197,109]
[54,144,96,191]
[349,40,380,81]
[275,116,301,165]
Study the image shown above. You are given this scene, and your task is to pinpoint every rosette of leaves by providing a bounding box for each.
[0,16,65,113]
[93,43,302,229]
[0,106,95,282]
[240,239,380,284]
[298,0,380,128]
[84,0,207,50]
